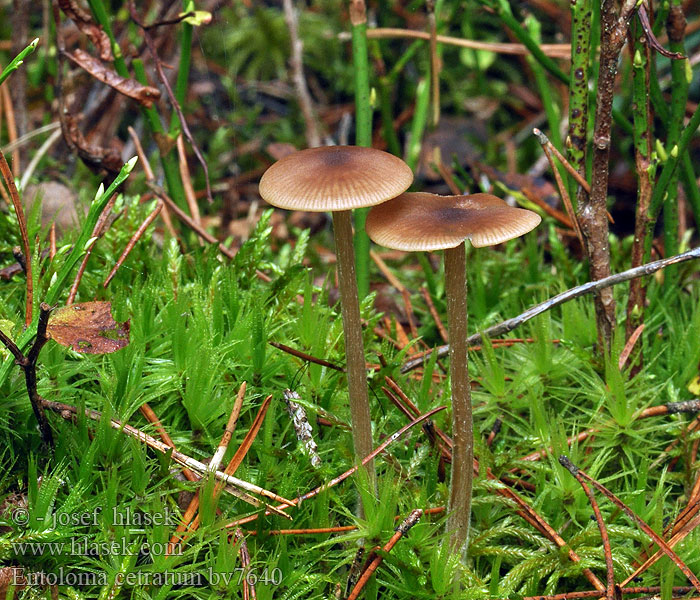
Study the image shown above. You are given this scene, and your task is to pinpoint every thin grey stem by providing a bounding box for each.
[402,246,700,373]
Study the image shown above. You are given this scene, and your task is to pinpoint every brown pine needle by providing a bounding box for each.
[421,286,449,343]
[563,462,616,598]
[346,509,424,600]
[618,323,645,369]
[210,382,247,473]
[225,406,446,529]
[559,456,700,593]
[67,194,117,305]
[170,393,274,552]
[103,200,162,288]
[139,402,197,482]
[533,128,584,246]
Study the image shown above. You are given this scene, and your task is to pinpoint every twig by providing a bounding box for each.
[269,341,344,371]
[169,393,272,553]
[559,456,700,593]
[41,396,292,511]
[103,200,163,288]
[233,528,257,600]
[346,509,423,600]
[0,303,53,445]
[357,28,571,58]
[0,149,33,325]
[282,0,321,148]
[582,0,639,348]
[401,247,700,373]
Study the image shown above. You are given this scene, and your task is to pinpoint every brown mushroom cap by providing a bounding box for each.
[366,192,541,251]
[259,146,413,212]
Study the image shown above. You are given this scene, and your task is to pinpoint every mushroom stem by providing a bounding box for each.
[444,241,473,556]
[332,210,376,494]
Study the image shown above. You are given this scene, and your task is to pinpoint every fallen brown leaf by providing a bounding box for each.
[65,49,161,108]
[47,301,130,354]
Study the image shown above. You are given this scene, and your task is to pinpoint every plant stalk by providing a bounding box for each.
[350,0,372,299]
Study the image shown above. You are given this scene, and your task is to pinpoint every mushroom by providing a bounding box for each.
[366,192,541,554]
[259,146,413,489]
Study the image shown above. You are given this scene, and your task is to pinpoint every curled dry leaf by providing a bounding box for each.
[58,0,113,61]
[65,49,161,108]
[47,301,130,354]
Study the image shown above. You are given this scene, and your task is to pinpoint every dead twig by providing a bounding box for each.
[0,303,53,445]
[225,406,446,529]
[41,396,291,513]
[402,247,700,373]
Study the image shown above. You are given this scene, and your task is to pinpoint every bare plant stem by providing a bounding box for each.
[361,27,570,57]
[625,25,654,372]
[582,0,638,349]
[444,242,472,556]
[333,210,375,496]
[401,246,700,373]
[42,396,292,512]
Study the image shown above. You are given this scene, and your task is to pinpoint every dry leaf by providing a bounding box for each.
[65,49,161,108]
[47,301,130,354]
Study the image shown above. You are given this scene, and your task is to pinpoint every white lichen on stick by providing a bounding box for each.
[283,389,322,469]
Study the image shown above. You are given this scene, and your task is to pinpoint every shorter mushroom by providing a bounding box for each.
[366,192,541,555]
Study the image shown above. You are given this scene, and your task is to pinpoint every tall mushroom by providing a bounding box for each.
[259,146,413,491]
[366,192,541,555]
